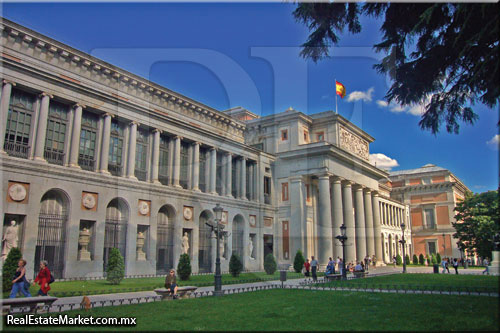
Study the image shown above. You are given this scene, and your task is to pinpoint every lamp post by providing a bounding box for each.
[206,203,224,296]
[335,224,347,280]
[442,233,446,257]
[399,222,407,273]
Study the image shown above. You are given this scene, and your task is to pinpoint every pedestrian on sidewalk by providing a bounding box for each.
[9,259,31,298]
[310,256,318,282]
[452,258,459,274]
[33,260,51,296]
[441,258,447,274]
[304,258,310,278]
[445,258,450,273]
[482,258,490,275]
[392,256,396,268]
[364,255,370,272]
[338,258,343,276]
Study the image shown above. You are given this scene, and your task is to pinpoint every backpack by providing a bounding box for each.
[49,273,55,284]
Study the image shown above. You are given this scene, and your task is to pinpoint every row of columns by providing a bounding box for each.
[380,201,405,227]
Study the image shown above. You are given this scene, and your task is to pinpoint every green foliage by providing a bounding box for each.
[419,254,425,265]
[405,254,411,265]
[177,254,192,281]
[264,254,277,275]
[2,247,23,292]
[436,253,442,264]
[396,254,402,265]
[106,248,124,285]
[453,190,499,259]
[431,254,437,265]
[293,3,499,134]
[412,254,419,265]
[229,253,243,277]
[293,250,305,273]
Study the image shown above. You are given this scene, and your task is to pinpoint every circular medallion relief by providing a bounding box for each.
[9,184,27,202]
[183,207,193,221]
[249,215,256,227]
[222,211,228,223]
[82,193,96,209]
[139,201,150,215]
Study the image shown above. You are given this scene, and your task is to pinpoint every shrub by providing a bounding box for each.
[405,254,410,265]
[413,254,419,265]
[106,248,125,285]
[264,254,277,275]
[177,253,192,280]
[419,253,425,265]
[229,253,243,277]
[293,250,305,273]
[2,247,23,292]
[436,253,442,264]
[431,253,437,264]
[396,254,402,265]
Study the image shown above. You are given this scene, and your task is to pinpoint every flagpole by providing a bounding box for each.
[335,78,338,114]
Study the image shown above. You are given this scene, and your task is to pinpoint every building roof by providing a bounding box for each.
[389,164,447,177]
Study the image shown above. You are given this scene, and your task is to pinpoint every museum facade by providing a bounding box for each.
[0,18,412,279]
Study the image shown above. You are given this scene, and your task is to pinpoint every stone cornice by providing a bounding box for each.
[390,181,457,194]
[0,18,246,135]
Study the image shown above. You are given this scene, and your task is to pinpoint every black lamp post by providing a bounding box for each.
[335,224,347,280]
[399,222,407,273]
[206,203,224,296]
[442,233,446,257]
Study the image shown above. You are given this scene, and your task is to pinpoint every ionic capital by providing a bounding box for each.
[2,80,16,87]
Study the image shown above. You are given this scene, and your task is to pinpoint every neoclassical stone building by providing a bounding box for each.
[0,18,410,279]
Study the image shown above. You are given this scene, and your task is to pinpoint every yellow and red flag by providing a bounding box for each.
[335,80,346,98]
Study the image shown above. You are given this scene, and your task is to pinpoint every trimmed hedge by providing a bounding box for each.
[293,250,305,273]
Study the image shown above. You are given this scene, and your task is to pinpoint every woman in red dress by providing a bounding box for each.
[32,260,51,296]
[303,258,311,278]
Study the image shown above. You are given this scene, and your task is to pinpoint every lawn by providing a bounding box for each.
[3,289,498,331]
[3,271,303,298]
[318,273,499,292]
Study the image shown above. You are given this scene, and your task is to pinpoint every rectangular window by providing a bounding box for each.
[158,135,169,185]
[281,129,288,141]
[109,121,124,176]
[216,153,223,195]
[134,129,149,181]
[424,208,436,229]
[316,132,324,142]
[179,141,189,188]
[305,184,311,203]
[245,162,251,200]
[199,147,207,192]
[78,112,98,171]
[44,101,68,165]
[303,128,309,143]
[427,241,437,255]
[282,182,289,201]
[5,89,34,158]
[232,158,238,197]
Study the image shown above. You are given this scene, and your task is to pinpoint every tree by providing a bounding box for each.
[396,254,402,265]
[229,253,243,277]
[264,254,277,275]
[431,253,437,264]
[413,254,419,265]
[106,248,125,285]
[419,253,425,265]
[405,254,411,265]
[453,190,499,259]
[293,3,499,134]
[293,250,305,273]
[2,247,23,292]
[436,253,442,264]
[177,253,192,281]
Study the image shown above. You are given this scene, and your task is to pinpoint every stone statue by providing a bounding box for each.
[219,236,226,259]
[248,238,254,260]
[78,228,91,261]
[494,233,500,251]
[182,232,190,255]
[136,231,146,260]
[2,221,19,260]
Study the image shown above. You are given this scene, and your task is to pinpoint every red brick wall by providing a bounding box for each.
[411,208,422,226]
[436,206,450,225]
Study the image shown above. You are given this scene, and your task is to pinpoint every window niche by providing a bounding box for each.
[137,225,150,260]
[78,220,95,261]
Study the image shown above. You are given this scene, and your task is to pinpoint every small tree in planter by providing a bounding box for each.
[412,254,419,265]
[431,253,437,264]
[293,250,305,273]
[106,248,125,285]
[264,254,277,275]
[2,247,22,292]
[396,254,402,265]
[419,254,425,265]
[405,254,411,265]
[229,253,243,277]
[436,253,442,264]
[177,253,192,281]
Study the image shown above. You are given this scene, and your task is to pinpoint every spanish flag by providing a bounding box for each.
[336,81,346,99]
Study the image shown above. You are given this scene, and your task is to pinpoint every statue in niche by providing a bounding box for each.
[182,232,190,255]
[2,221,19,260]
[219,236,226,259]
[248,238,254,260]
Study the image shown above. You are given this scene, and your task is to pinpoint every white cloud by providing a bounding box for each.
[369,153,399,171]
[487,134,499,149]
[347,87,374,102]
[376,100,388,108]
[376,96,429,116]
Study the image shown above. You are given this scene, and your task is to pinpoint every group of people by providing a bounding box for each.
[303,255,377,280]
[9,259,53,298]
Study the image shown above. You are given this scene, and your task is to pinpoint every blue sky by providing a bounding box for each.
[2,2,498,191]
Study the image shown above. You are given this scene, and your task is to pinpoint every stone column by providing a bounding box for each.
[192,142,200,191]
[248,162,254,201]
[331,177,343,259]
[354,185,367,262]
[99,113,112,173]
[364,189,375,258]
[209,147,217,194]
[173,136,182,188]
[290,176,305,260]
[68,104,83,168]
[33,93,52,161]
[235,158,241,198]
[373,193,383,265]
[318,174,333,265]
[0,80,15,153]
[240,157,247,200]
[226,153,232,197]
[342,181,356,263]
[126,121,138,179]
[151,129,161,183]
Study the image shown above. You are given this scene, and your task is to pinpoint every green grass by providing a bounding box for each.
[4,271,303,298]
[318,273,499,291]
[4,289,498,331]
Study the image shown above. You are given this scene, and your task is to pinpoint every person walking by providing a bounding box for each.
[310,256,318,282]
[364,255,370,272]
[9,259,31,298]
[338,258,343,276]
[482,258,490,275]
[303,258,311,278]
[452,258,459,274]
[33,260,51,296]
[441,258,447,274]
[392,256,396,268]
[328,257,335,274]
[445,258,450,273]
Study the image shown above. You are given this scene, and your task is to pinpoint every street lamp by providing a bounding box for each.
[442,233,446,257]
[205,203,224,296]
[399,222,407,273]
[335,224,347,280]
